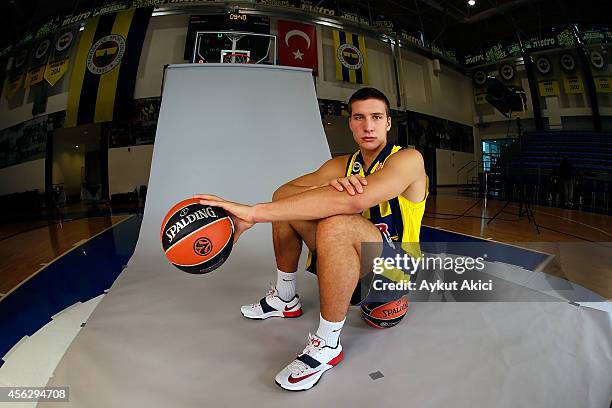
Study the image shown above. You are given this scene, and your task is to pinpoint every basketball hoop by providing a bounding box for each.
[221,52,250,64]
[192,31,276,64]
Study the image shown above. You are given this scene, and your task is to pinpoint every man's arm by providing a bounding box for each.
[253,149,424,222]
[272,155,348,200]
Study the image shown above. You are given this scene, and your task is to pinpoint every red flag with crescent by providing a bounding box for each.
[278,20,318,76]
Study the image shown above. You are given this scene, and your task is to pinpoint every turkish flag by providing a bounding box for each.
[278,20,318,75]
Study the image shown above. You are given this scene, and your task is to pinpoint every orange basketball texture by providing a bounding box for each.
[160,198,234,274]
[361,295,409,329]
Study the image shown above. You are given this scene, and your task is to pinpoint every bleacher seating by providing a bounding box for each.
[488,130,612,212]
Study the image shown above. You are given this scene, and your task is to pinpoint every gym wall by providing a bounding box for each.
[0,159,45,196]
[436,149,475,185]
[0,12,476,195]
[108,145,153,196]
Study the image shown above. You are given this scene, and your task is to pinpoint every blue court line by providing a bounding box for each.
[0,220,546,362]
[0,215,143,362]
[421,226,549,271]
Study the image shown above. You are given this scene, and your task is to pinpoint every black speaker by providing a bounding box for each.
[485,77,527,117]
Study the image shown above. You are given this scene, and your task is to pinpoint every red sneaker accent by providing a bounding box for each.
[283,308,303,318]
[288,370,320,384]
[327,351,344,366]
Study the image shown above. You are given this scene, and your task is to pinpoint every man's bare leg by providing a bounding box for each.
[272,220,316,272]
[239,184,320,319]
[315,214,382,322]
[271,184,318,272]
[274,214,381,391]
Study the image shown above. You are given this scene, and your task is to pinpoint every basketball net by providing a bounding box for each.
[222,53,250,64]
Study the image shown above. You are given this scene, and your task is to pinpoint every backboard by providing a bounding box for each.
[192,31,277,64]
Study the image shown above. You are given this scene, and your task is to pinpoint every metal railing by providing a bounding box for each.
[456,160,487,186]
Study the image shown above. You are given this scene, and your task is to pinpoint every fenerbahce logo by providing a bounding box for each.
[87,34,126,75]
[337,43,363,70]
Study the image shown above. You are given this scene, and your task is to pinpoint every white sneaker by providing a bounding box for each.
[275,333,343,391]
[240,285,303,319]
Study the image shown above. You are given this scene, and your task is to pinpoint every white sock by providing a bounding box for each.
[315,314,345,348]
[276,269,296,301]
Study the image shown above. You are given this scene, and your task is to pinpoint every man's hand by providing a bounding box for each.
[193,194,255,243]
[326,175,368,195]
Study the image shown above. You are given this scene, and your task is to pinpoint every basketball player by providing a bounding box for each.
[195,87,428,391]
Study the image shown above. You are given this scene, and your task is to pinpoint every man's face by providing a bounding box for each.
[348,98,391,151]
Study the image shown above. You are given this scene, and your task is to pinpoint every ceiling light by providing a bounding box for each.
[468,0,476,6]
[75,145,79,148]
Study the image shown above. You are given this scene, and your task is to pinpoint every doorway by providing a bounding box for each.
[52,124,103,206]
[482,138,514,172]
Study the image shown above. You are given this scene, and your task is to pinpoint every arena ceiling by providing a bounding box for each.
[1,0,610,55]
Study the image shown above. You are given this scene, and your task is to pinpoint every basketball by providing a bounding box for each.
[360,295,409,329]
[160,197,234,274]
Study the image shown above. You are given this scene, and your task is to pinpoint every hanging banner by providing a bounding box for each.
[590,51,606,70]
[473,70,487,85]
[5,48,29,99]
[24,37,52,87]
[563,76,584,94]
[535,57,552,75]
[538,80,559,96]
[474,93,488,105]
[44,28,78,86]
[560,53,576,72]
[333,30,368,85]
[65,8,152,127]
[474,86,487,105]
[499,64,515,81]
[593,77,612,93]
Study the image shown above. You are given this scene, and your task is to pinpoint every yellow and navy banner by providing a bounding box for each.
[593,76,612,93]
[5,48,29,100]
[333,30,368,84]
[65,8,152,128]
[538,80,559,96]
[24,38,52,88]
[563,75,584,94]
[0,56,6,101]
[44,27,78,87]
[473,86,487,105]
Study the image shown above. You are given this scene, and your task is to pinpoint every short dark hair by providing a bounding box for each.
[348,87,391,116]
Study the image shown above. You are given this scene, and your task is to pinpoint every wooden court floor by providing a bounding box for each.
[1,190,611,301]
[427,189,612,300]
[0,208,131,299]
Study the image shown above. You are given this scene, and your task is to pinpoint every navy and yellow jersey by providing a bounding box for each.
[345,143,428,250]
[305,143,428,282]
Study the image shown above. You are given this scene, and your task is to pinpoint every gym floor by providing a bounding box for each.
[1,188,610,304]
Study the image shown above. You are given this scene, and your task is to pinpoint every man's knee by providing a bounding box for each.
[316,215,357,239]
[272,185,286,201]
